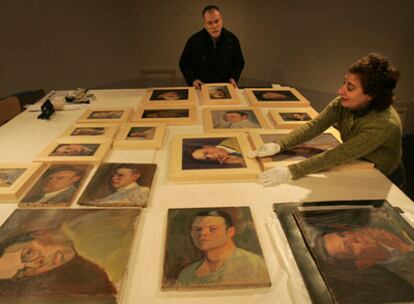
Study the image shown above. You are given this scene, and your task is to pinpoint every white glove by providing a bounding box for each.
[258,166,293,187]
[247,143,281,158]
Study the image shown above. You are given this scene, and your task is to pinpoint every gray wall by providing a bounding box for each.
[1,0,412,130]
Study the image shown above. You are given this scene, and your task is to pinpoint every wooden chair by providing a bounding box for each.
[0,96,21,126]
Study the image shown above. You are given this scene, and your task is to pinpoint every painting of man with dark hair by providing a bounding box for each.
[162,207,271,290]
[182,137,246,170]
[253,90,300,101]
[292,203,414,304]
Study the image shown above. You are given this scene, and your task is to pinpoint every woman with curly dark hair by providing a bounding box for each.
[250,53,404,187]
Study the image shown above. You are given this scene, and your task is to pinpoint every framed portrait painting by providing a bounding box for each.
[132,106,197,126]
[203,107,271,133]
[201,83,240,105]
[0,208,141,302]
[269,107,319,129]
[244,87,310,107]
[162,206,271,290]
[76,107,132,124]
[113,123,166,150]
[169,133,260,183]
[18,163,93,207]
[249,130,374,171]
[77,163,157,207]
[140,86,196,107]
[59,123,120,140]
[0,163,45,202]
[35,138,112,164]
[274,200,414,304]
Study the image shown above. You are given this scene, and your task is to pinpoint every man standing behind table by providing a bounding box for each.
[179,5,245,89]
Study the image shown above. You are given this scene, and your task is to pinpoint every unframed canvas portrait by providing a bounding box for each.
[19,164,91,207]
[162,207,271,290]
[77,163,156,207]
[0,208,140,302]
[182,137,246,170]
[293,202,414,304]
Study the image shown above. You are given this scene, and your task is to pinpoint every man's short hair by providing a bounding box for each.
[202,5,220,16]
[114,165,141,177]
[224,111,248,118]
[193,210,233,228]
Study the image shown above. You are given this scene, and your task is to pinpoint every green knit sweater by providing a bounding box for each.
[275,97,402,180]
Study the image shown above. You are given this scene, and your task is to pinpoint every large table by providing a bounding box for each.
[0,88,413,303]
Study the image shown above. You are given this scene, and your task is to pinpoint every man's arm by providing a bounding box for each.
[179,38,197,86]
[229,37,245,84]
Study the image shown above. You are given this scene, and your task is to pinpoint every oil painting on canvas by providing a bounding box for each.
[208,85,231,99]
[291,201,414,304]
[280,112,312,121]
[77,163,156,207]
[162,206,271,290]
[260,133,340,161]
[0,169,26,187]
[211,110,261,129]
[126,127,156,140]
[49,144,99,157]
[70,127,106,136]
[142,109,189,119]
[88,110,124,119]
[0,208,140,303]
[253,89,300,101]
[19,164,91,207]
[150,89,189,101]
[182,137,246,170]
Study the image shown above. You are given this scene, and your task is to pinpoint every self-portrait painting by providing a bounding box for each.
[269,107,319,129]
[261,133,340,161]
[203,107,270,132]
[201,83,240,105]
[169,133,259,182]
[275,200,414,304]
[0,208,141,303]
[141,87,195,107]
[133,106,196,126]
[77,163,157,207]
[59,124,119,140]
[0,163,45,202]
[77,108,132,123]
[113,123,166,149]
[162,206,271,290]
[36,139,112,163]
[181,137,247,170]
[0,169,26,187]
[245,87,310,107]
[19,164,92,207]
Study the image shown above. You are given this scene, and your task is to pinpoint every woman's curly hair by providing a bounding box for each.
[349,53,400,110]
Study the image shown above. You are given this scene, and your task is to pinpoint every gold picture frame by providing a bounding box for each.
[132,106,197,126]
[0,162,45,202]
[35,138,113,164]
[76,107,132,123]
[249,129,374,171]
[18,163,94,207]
[169,133,260,183]
[140,86,196,107]
[245,87,310,107]
[269,107,319,129]
[59,123,120,140]
[202,107,271,132]
[113,123,166,149]
[201,83,240,105]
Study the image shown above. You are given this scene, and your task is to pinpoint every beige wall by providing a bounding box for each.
[1,0,412,129]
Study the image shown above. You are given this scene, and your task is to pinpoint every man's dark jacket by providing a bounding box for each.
[179,28,245,85]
